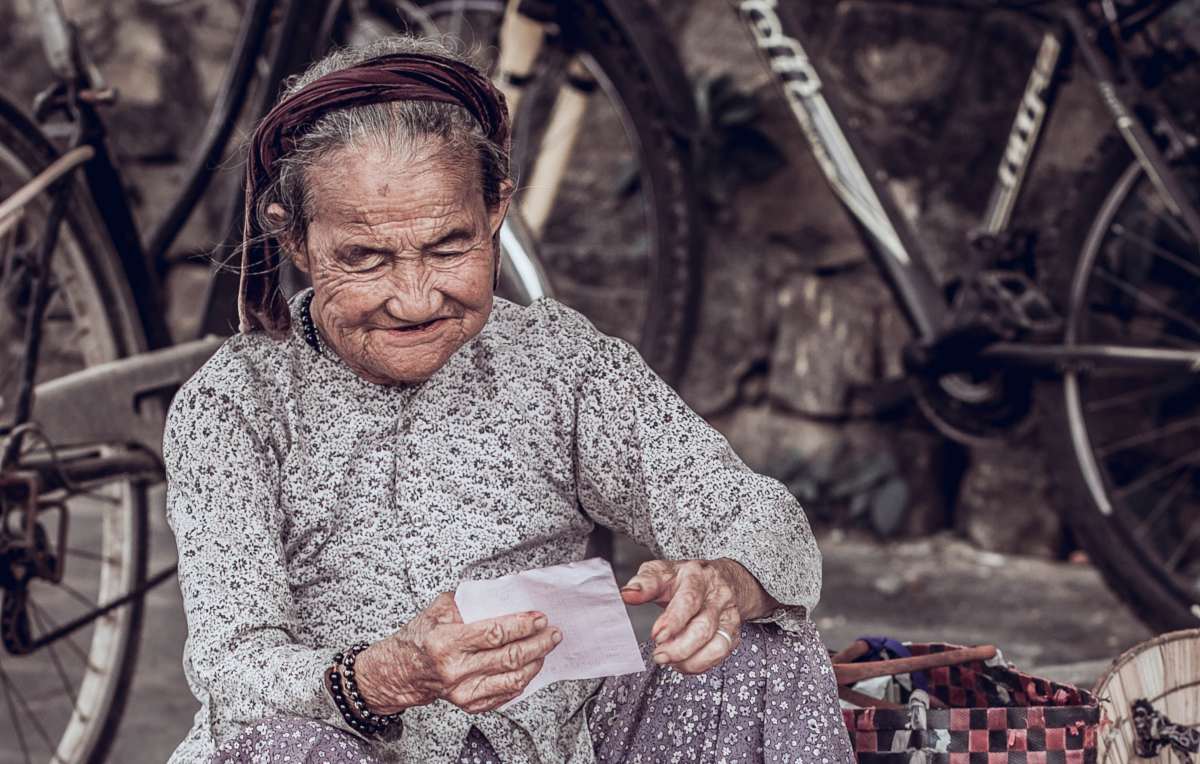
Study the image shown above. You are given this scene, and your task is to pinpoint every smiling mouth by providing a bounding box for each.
[390,318,446,333]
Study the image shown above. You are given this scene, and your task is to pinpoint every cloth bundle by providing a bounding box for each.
[841,642,1099,763]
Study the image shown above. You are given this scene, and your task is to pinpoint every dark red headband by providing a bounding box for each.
[238,52,510,337]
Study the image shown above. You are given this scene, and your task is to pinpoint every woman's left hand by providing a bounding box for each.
[619,558,779,674]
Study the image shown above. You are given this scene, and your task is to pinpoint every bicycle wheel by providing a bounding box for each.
[0,97,152,763]
[332,0,704,384]
[1039,127,1200,634]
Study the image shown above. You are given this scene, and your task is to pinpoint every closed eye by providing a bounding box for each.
[336,246,389,271]
[424,226,478,256]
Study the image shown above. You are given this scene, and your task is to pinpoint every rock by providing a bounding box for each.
[711,404,845,477]
[890,425,954,536]
[712,406,950,538]
[825,3,962,109]
[874,575,905,596]
[956,438,1063,558]
[768,271,910,418]
[677,231,773,416]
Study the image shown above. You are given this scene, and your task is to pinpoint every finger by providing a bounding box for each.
[460,626,561,679]
[653,603,720,665]
[452,657,545,709]
[459,611,549,651]
[620,560,675,606]
[428,592,463,625]
[650,562,707,642]
[675,609,741,675]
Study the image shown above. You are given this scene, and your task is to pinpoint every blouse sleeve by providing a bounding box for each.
[570,320,822,622]
[163,376,370,745]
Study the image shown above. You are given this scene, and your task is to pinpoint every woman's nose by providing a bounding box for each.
[381,260,445,321]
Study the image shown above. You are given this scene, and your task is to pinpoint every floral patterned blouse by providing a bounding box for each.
[164,289,822,763]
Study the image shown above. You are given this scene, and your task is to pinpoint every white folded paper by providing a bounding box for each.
[454,557,646,707]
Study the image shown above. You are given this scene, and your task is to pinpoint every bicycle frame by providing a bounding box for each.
[730,0,1200,374]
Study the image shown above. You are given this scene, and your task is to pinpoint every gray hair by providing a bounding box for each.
[254,36,511,255]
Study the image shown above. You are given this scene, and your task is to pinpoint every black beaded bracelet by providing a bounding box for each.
[329,642,402,737]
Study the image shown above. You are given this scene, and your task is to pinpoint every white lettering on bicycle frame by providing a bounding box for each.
[997,34,1059,190]
[737,0,911,265]
[981,32,1060,234]
[740,0,822,99]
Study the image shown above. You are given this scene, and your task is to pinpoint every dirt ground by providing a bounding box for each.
[113,487,1151,763]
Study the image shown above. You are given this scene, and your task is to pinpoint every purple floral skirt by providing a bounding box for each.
[213,621,854,763]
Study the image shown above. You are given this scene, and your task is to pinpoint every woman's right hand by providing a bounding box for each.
[352,592,561,715]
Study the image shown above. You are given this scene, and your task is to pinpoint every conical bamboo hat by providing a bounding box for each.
[1094,629,1200,763]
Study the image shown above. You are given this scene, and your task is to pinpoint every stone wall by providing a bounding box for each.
[5,0,1196,554]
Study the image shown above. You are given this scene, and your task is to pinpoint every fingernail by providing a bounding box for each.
[533,615,548,629]
[653,651,669,664]
[654,629,671,644]
[551,629,563,644]
[621,582,642,592]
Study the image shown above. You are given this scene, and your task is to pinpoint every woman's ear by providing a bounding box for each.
[267,202,311,274]
[488,180,514,239]
[280,237,311,276]
[289,245,312,276]
[488,182,513,291]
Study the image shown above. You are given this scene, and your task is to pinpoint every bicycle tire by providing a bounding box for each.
[1038,128,1200,634]
[557,0,703,384]
[337,0,704,384]
[0,95,151,764]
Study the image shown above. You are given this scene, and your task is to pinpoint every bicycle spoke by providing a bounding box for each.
[28,600,79,709]
[1163,508,1200,571]
[28,600,94,669]
[1112,451,1200,501]
[0,658,60,755]
[0,664,34,764]
[1085,378,1194,412]
[1112,223,1200,282]
[1095,413,1200,459]
[1135,468,1192,541]
[55,580,102,614]
[1084,305,1194,349]
[1093,267,1200,340]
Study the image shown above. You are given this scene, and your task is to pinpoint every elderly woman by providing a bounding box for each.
[165,36,852,764]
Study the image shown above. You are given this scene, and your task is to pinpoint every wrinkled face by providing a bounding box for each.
[292,140,508,385]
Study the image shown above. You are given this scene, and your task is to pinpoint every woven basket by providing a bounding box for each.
[841,642,1099,763]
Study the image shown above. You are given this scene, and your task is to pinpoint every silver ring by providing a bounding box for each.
[714,628,733,648]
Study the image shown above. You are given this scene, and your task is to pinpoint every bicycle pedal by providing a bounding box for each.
[976,270,1062,336]
[948,270,1062,342]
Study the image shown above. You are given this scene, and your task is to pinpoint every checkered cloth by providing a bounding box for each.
[842,643,1098,763]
